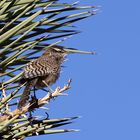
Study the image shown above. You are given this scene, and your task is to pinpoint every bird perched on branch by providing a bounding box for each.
[18,46,94,108]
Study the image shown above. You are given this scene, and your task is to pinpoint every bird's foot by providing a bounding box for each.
[42,80,54,93]
[33,86,37,99]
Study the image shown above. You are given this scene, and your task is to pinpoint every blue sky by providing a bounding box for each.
[28,0,140,140]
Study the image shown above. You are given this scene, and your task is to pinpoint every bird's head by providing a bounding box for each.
[43,45,95,56]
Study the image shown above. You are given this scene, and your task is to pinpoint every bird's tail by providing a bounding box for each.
[18,79,37,109]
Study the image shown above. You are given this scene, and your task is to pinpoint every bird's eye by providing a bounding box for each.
[54,48,61,51]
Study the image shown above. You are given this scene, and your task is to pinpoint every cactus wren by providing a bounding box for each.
[18,46,93,108]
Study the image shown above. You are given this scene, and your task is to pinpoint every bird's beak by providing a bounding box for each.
[63,48,96,55]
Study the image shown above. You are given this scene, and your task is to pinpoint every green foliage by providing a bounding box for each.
[0,0,96,139]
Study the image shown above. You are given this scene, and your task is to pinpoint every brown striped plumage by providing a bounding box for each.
[18,46,93,108]
[18,46,67,108]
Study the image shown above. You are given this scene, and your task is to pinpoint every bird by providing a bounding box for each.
[18,46,94,108]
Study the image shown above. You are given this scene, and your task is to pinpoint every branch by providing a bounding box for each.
[0,80,72,123]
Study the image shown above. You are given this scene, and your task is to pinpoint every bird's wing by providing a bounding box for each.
[23,58,59,79]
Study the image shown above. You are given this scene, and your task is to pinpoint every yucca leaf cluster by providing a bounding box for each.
[0,0,96,139]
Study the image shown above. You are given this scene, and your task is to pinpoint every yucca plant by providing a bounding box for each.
[0,0,96,139]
